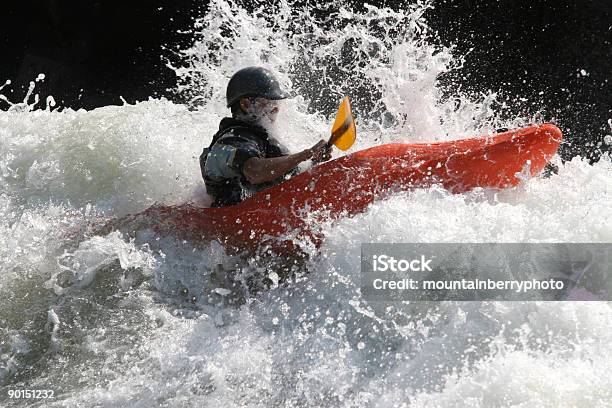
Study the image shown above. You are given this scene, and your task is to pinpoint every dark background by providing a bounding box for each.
[1,0,610,160]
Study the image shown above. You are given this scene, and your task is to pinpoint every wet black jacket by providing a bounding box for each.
[200,117,297,207]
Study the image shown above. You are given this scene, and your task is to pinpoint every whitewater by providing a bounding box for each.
[1,1,611,407]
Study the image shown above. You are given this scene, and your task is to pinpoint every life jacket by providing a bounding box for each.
[200,118,296,207]
[199,123,261,181]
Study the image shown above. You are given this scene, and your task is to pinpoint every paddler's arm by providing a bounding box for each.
[243,140,331,184]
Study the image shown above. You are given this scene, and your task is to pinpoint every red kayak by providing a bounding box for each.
[115,124,562,253]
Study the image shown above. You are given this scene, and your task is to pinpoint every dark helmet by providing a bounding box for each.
[226,66,290,108]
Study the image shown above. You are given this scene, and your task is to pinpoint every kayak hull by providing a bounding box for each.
[127,124,562,252]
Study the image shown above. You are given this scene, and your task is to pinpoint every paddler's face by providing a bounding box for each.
[241,97,280,123]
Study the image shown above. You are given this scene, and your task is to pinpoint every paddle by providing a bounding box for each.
[328,96,356,151]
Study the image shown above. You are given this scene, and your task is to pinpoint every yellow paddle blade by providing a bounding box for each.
[329,96,356,151]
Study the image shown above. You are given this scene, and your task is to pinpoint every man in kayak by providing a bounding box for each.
[200,66,332,207]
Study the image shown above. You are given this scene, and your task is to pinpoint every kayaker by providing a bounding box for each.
[200,66,332,207]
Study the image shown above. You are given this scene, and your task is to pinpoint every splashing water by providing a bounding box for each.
[171,0,537,146]
[1,1,611,407]
[0,74,56,114]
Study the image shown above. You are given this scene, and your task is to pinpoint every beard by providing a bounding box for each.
[235,102,289,153]
[239,102,279,133]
